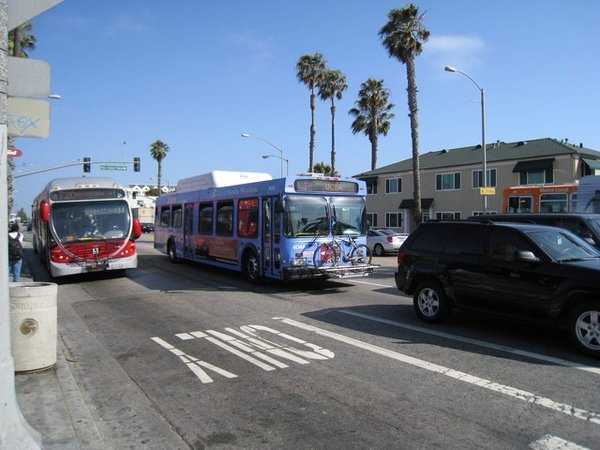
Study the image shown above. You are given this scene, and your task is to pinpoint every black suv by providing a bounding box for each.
[395,221,600,357]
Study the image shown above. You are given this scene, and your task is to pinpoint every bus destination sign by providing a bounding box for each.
[50,188,126,201]
[294,179,359,194]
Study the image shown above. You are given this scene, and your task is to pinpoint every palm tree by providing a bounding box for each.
[296,53,327,172]
[313,161,334,176]
[9,23,36,57]
[379,4,430,226]
[149,140,170,194]
[318,69,347,175]
[349,79,395,171]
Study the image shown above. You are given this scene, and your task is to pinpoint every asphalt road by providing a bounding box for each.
[26,233,600,449]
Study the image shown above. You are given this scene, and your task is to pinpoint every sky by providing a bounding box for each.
[11,0,600,215]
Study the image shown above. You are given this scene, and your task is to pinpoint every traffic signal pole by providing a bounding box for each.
[14,158,141,178]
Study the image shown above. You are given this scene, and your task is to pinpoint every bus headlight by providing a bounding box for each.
[290,257,307,267]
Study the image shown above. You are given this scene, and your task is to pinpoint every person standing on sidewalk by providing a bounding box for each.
[8,222,23,282]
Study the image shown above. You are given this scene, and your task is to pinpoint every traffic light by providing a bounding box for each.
[133,157,140,172]
[83,157,91,173]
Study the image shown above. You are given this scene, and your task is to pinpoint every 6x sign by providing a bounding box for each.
[152,323,334,384]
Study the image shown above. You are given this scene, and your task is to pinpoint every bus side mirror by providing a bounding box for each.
[40,201,50,222]
[132,218,142,240]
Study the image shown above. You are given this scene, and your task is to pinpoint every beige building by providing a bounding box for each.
[355,138,600,233]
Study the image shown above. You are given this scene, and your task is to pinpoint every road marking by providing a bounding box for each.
[529,434,590,449]
[273,317,600,426]
[348,279,394,288]
[339,310,600,376]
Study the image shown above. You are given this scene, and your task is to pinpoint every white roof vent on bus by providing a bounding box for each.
[176,170,272,192]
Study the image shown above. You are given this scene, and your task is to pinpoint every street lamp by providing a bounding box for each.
[444,65,487,213]
[262,154,289,176]
[241,133,286,178]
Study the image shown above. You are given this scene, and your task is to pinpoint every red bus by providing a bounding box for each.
[502,184,578,213]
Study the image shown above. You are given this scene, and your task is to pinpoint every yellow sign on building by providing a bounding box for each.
[480,187,496,196]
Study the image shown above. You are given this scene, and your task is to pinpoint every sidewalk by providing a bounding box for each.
[13,256,104,450]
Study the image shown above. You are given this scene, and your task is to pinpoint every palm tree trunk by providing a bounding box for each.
[157,160,162,195]
[330,99,336,174]
[406,58,422,226]
[309,86,316,172]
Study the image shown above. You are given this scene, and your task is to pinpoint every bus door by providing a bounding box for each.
[262,197,282,279]
[184,203,194,259]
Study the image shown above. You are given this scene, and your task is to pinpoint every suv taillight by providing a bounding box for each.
[397,250,406,266]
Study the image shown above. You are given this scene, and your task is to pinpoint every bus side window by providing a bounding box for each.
[172,205,183,228]
[216,201,233,236]
[198,203,213,235]
[160,206,170,227]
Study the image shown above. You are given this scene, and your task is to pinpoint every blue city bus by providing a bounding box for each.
[154,171,377,282]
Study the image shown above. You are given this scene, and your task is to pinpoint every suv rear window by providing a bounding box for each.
[442,226,486,255]
[410,225,445,252]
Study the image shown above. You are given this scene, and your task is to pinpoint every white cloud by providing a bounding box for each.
[225,31,276,69]
[424,34,487,72]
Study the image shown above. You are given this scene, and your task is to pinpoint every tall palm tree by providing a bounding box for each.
[380,4,430,226]
[349,79,395,171]
[318,69,347,175]
[149,140,170,194]
[296,53,327,172]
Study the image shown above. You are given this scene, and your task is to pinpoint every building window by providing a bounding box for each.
[366,180,378,195]
[519,168,553,185]
[367,213,378,228]
[472,168,497,188]
[385,178,401,193]
[436,172,461,191]
[472,210,497,216]
[435,211,461,220]
[385,212,403,228]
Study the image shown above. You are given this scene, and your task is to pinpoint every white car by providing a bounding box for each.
[367,228,408,256]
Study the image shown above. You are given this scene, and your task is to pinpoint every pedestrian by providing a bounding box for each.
[8,222,23,282]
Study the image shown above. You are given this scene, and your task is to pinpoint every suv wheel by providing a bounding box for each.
[568,301,600,357]
[413,281,451,323]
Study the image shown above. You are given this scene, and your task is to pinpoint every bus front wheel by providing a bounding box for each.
[244,251,261,284]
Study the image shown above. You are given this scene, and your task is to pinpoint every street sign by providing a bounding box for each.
[8,0,65,30]
[7,147,22,157]
[100,165,128,171]
[480,187,496,196]
[8,58,51,98]
[7,97,50,138]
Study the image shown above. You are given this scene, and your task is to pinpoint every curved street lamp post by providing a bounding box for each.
[241,133,286,178]
[444,66,487,213]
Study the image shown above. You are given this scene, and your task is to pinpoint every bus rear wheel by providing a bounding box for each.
[244,251,261,283]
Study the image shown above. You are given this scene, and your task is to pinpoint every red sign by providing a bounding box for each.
[7,146,22,157]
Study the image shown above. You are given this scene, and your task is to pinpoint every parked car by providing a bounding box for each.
[468,213,600,249]
[367,228,408,256]
[395,220,600,357]
[141,223,155,233]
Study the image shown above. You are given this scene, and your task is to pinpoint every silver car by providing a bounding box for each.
[367,228,408,256]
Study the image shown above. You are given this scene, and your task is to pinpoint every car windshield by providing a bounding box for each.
[527,228,600,261]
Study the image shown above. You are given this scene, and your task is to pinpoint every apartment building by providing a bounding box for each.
[355,137,600,233]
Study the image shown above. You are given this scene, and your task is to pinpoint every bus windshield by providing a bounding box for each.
[284,195,366,237]
[51,200,131,241]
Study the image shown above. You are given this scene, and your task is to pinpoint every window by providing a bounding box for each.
[472,168,497,188]
[160,206,170,227]
[519,168,553,185]
[489,228,536,262]
[385,178,401,193]
[443,227,485,256]
[508,196,533,213]
[238,198,259,238]
[366,180,378,195]
[540,193,568,213]
[216,201,233,236]
[198,203,213,234]
[367,213,378,228]
[435,212,461,220]
[436,172,461,191]
[171,204,182,228]
[385,212,403,228]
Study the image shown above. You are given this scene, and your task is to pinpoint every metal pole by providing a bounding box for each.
[481,87,487,213]
[242,133,285,178]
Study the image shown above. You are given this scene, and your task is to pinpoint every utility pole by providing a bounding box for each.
[1,1,64,448]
